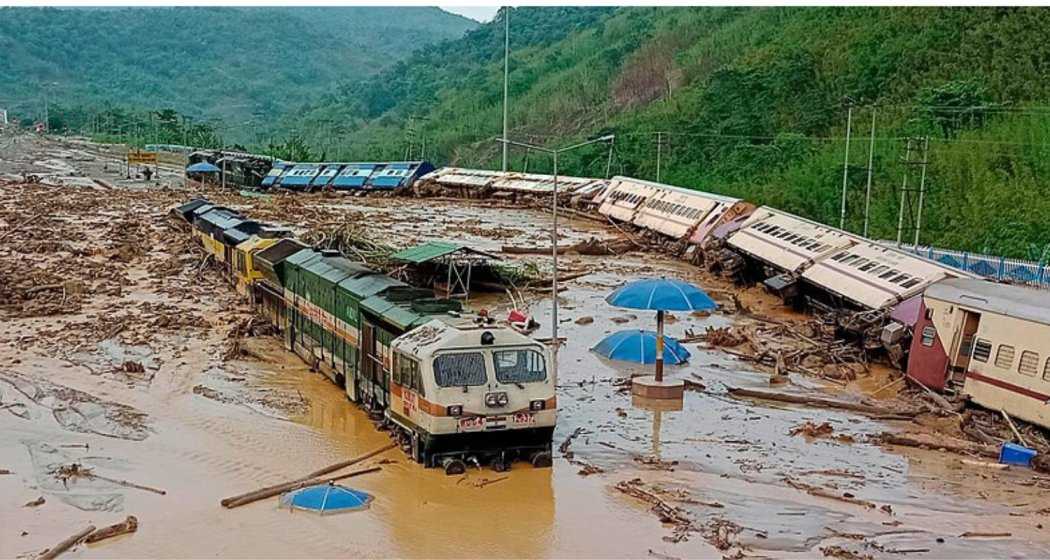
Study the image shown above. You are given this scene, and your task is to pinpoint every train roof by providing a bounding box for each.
[925,278,1050,326]
[392,318,544,359]
[172,198,210,221]
[194,207,244,237]
[339,272,405,299]
[422,167,603,194]
[256,238,310,268]
[609,175,741,204]
[255,239,311,285]
[802,240,965,310]
[303,253,373,285]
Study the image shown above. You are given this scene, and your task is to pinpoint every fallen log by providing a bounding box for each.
[84,516,138,544]
[502,238,632,256]
[0,211,46,243]
[87,473,166,495]
[785,479,881,511]
[727,387,917,419]
[39,524,96,560]
[1000,409,1031,448]
[221,444,394,509]
[559,427,584,459]
[876,432,998,459]
[960,458,1009,470]
[305,443,396,478]
[221,466,382,509]
[906,376,956,413]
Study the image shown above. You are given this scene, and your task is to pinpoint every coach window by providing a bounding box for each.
[972,339,992,363]
[1044,358,1050,381]
[921,326,937,347]
[995,344,1016,369]
[1019,351,1039,377]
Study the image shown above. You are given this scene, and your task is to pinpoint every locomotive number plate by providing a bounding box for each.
[458,416,485,432]
[512,412,536,425]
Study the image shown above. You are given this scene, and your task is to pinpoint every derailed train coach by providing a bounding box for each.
[596,176,756,256]
[262,161,435,192]
[906,278,1050,429]
[417,167,607,200]
[175,199,556,473]
[721,206,977,351]
[725,207,970,301]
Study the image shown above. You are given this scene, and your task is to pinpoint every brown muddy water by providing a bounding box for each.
[3,138,1050,558]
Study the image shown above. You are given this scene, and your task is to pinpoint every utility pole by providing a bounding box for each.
[43,87,49,133]
[895,139,912,245]
[862,107,877,238]
[893,136,931,246]
[655,131,665,182]
[501,7,510,172]
[605,136,615,179]
[839,104,853,230]
[913,136,930,246]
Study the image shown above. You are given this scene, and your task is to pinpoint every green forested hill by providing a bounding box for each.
[0,7,475,125]
[295,6,1050,259]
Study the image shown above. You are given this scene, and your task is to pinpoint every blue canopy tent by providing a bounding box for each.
[606,278,716,382]
[593,330,691,365]
[279,483,373,515]
[186,162,221,173]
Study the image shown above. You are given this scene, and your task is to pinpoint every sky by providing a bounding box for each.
[440,5,500,21]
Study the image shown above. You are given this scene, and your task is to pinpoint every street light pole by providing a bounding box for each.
[551,149,559,365]
[495,134,614,384]
[501,7,510,172]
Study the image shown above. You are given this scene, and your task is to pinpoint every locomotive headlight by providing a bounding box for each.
[530,399,545,411]
[446,405,463,416]
[485,392,508,407]
[498,393,509,406]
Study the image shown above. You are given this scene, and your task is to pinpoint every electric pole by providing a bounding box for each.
[655,131,666,182]
[501,7,510,171]
[862,107,877,238]
[839,104,853,230]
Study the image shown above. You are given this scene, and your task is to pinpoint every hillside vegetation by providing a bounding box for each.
[297,7,1050,260]
[0,7,475,126]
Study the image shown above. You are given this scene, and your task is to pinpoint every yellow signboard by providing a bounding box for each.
[127,150,158,165]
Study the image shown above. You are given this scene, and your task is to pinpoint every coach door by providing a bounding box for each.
[362,321,389,409]
[949,310,981,384]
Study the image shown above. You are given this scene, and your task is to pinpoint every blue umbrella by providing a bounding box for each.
[605,278,717,312]
[186,162,221,173]
[593,330,691,365]
[606,278,715,382]
[279,483,373,514]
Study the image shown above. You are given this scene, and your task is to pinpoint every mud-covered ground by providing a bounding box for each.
[2,133,1050,559]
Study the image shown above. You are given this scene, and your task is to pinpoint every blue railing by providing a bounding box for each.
[883,242,1050,289]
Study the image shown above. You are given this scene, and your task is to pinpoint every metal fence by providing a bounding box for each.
[881,242,1050,289]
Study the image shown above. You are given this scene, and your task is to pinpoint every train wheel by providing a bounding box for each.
[442,457,466,475]
[530,451,553,468]
[410,433,421,463]
[492,459,509,473]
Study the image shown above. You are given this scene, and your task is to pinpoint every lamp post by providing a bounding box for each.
[501,7,510,172]
[495,134,615,381]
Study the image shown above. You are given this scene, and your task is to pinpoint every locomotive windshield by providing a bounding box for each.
[493,349,547,383]
[434,352,487,387]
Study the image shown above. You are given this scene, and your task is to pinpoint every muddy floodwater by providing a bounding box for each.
[3,135,1050,559]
